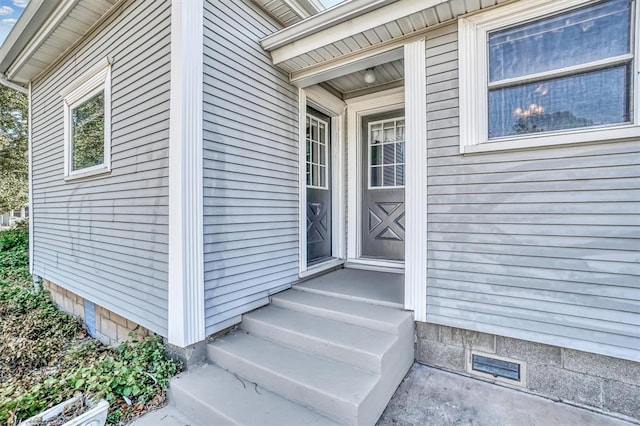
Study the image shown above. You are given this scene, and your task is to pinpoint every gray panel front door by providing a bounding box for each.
[307,108,332,264]
[361,110,405,261]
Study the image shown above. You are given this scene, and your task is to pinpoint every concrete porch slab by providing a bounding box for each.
[296,268,404,308]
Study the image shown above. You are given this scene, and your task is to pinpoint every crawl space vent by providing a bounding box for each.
[472,354,520,381]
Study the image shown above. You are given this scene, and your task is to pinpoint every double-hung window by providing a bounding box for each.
[62,58,112,180]
[459,0,639,153]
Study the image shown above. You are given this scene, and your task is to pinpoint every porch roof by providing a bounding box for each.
[260,0,507,87]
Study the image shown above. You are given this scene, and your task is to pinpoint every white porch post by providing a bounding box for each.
[403,39,428,321]
[168,0,205,347]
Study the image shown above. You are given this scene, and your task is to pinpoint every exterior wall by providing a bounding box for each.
[44,279,150,346]
[202,0,299,334]
[416,322,640,421]
[424,23,640,362]
[31,0,171,335]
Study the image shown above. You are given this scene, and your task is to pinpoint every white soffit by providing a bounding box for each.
[263,0,508,77]
[1,0,117,84]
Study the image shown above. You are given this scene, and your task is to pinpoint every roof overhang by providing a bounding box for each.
[261,0,504,88]
[0,0,117,86]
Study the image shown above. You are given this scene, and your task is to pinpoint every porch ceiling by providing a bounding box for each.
[261,0,509,86]
[325,58,403,96]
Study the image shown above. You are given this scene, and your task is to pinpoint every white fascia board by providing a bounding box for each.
[0,0,47,74]
[261,0,395,51]
[266,0,448,65]
[168,0,205,348]
[6,0,78,82]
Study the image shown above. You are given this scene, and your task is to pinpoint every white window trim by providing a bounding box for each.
[62,58,112,180]
[458,0,640,155]
[306,113,330,190]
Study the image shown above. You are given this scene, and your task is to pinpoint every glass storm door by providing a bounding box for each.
[306,109,332,264]
[361,111,405,261]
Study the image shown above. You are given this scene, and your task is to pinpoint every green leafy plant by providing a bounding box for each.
[0,224,182,425]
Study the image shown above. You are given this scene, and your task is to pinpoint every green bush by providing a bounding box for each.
[0,224,182,425]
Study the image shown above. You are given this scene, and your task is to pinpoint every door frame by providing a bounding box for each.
[345,86,405,272]
[298,85,346,278]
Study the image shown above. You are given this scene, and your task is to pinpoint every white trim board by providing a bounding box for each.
[167,0,205,348]
[403,39,427,322]
[298,85,347,277]
[27,82,33,274]
[346,86,404,264]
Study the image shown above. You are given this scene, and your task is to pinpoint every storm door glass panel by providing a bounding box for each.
[487,0,632,139]
[71,91,105,171]
[369,118,405,188]
[306,115,328,189]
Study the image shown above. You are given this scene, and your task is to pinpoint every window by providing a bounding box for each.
[368,117,405,188]
[459,0,639,153]
[306,114,329,189]
[62,59,111,179]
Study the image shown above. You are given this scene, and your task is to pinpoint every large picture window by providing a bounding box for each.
[62,59,111,180]
[459,0,639,153]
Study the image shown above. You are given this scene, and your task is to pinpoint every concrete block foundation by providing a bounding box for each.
[416,322,640,422]
[43,279,150,346]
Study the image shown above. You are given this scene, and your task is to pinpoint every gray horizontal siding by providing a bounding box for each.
[31,0,171,335]
[203,0,298,334]
[424,24,640,361]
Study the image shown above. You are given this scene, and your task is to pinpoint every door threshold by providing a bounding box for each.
[300,258,345,279]
[346,258,404,274]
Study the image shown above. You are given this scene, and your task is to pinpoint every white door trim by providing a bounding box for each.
[345,86,404,267]
[298,85,347,278]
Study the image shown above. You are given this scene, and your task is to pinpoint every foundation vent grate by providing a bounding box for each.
[472,354,520,381]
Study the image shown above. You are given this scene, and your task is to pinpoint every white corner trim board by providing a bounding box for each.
[403,39,427,322]
[168,0,205,348]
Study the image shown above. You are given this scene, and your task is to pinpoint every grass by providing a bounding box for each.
[0,222,181,425]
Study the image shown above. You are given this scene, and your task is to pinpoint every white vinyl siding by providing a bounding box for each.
[203,0,299,335]
[425,23,640,362]
[31,0,171,335]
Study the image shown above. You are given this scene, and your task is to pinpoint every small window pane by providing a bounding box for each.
[383,143,395,165]
[488,0,631,82]
[371,129,382,144]
[383,166,395,186]
[312,165,318,186]
[320,143,326,165]
[396,124,404,142]
[371,166,382,187]
[371,145,381,165]
[319,123,326,144]
[312,142,319,163]
[311,122,318,141]
[384,128,394,143]
[396,142,404,163]
[319,166,326,187]
[489,65,630,139]
[306,163,311,186]
[72,91,105,171]
[396,164,404,186]
[306,140,311,162]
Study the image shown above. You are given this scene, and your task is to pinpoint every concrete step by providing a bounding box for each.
[241,305,397,373]
[270,288,413,335]
[168,363,338,426]
[208,331,385,426]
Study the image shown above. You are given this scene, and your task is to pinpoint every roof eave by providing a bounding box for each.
[260,0,397,50]
[0,0,59,85]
